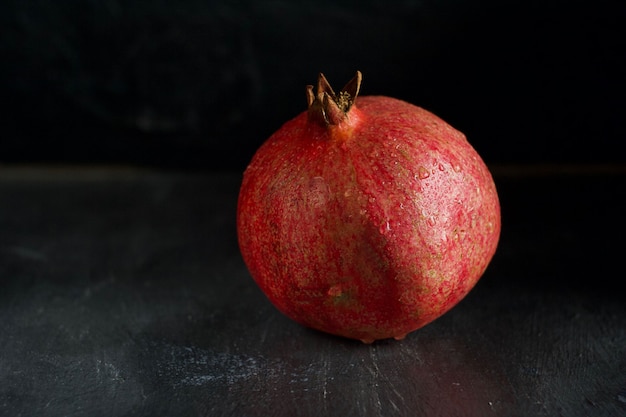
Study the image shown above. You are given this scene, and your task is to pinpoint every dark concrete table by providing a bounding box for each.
[1,166,624,417]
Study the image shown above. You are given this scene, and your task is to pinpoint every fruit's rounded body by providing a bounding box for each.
[237,93,500,343]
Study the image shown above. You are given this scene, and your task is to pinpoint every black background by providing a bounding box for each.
[2,0,625,171]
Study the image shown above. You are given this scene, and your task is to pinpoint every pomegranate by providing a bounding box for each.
[237,71,500,343]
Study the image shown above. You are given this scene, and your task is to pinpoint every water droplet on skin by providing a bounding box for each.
[453,164,462,173]
[427,216,436,226]
[379,221,391,234]
[418,166,430,179]
[438,163,445,171]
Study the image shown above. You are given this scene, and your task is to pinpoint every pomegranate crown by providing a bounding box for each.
[306,71,362,126]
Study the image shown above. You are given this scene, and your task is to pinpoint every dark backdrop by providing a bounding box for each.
[2,0,624,171]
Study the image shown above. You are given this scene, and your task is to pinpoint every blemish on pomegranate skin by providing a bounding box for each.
[328,284,343,297]
[308,176,329,207]
[417,166,430,180]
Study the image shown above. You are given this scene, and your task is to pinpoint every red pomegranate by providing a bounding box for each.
[237,71,500,343]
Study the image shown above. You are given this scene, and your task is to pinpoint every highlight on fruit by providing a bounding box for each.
[237,71,501,343]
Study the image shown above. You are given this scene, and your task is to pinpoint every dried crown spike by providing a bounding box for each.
[307,71,362,125]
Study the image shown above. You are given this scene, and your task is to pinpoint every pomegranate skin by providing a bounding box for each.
[237,77,500,343]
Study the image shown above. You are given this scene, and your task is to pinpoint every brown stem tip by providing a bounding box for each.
[306,71,362,126]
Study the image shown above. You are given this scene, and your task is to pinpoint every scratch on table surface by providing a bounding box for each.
[5,245,48,261]
[320,355,328,397]
[96,359,125,383]
[82,276,116,299]
[363,348,384,415]
[369,346,406,407]
[320,353,331,415]
[259,313,274,345]
[149,341,259,388]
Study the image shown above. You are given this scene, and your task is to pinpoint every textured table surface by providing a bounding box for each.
[1,166,624,417]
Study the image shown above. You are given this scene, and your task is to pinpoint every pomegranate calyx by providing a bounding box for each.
[306,71,362,126]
